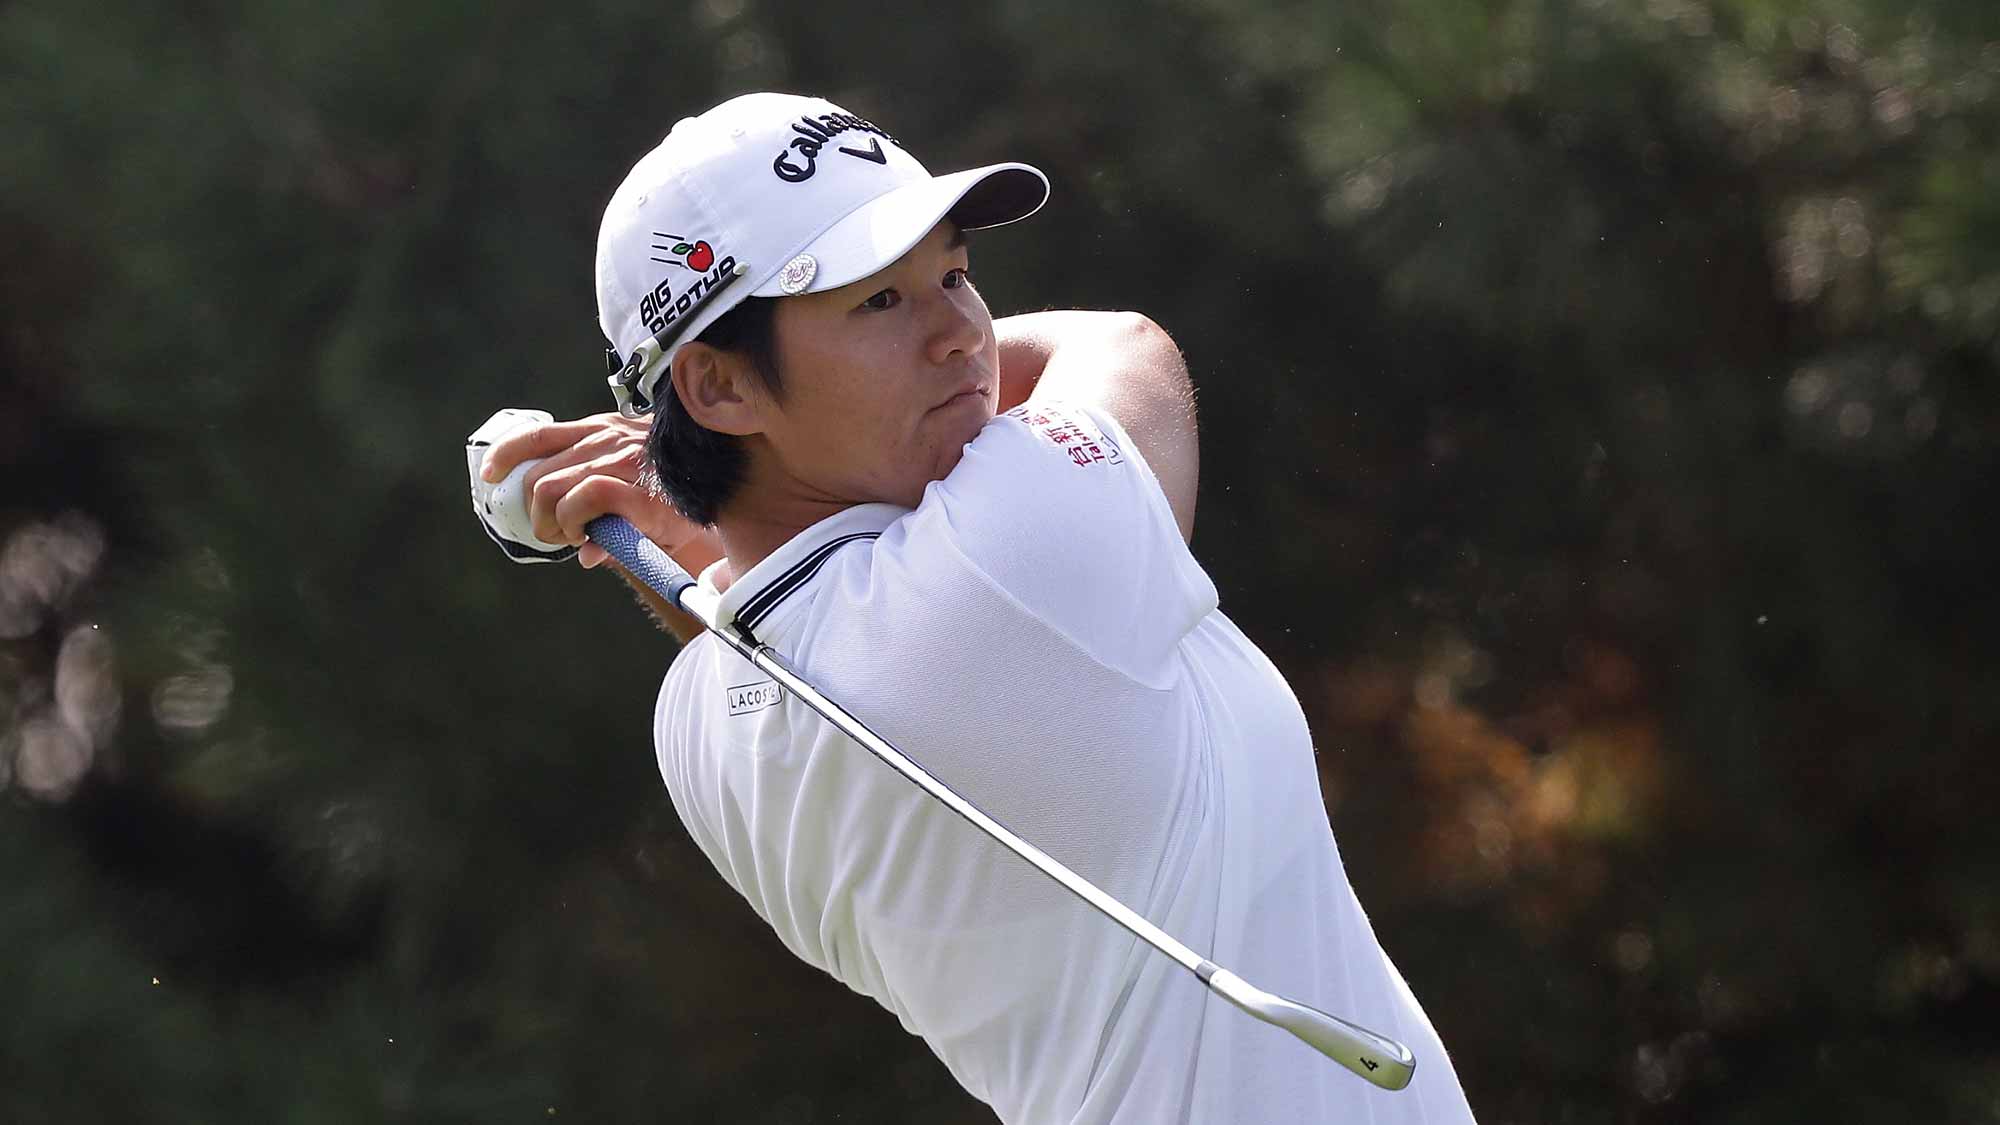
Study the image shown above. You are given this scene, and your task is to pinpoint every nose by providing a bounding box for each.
[924,288,985,366]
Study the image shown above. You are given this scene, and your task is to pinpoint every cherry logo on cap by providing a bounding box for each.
[650,233,716,272]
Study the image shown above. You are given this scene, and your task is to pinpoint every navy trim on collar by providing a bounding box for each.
[705,502,905,637]
[735,531,880,631]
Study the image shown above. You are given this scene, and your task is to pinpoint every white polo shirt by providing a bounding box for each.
[655,402,1476,1124]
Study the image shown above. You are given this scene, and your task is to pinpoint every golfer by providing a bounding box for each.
[480,92,1477,1124]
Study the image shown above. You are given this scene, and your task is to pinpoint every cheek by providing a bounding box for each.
[779,357,911,463]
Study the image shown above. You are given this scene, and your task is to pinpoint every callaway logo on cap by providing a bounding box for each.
[596,91,1050,416]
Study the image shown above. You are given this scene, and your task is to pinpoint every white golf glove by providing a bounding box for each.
[465,408,579,564]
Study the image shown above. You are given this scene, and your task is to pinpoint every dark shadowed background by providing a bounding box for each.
[4,0,1997,1121]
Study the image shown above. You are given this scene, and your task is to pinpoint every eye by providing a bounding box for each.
[943,267,972,289]
[860,288,900,311]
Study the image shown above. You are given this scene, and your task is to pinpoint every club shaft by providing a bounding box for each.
[585,514,1416,1090]
[750,641,1205,969]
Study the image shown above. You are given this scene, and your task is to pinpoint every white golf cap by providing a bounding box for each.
[597,92,1049,416]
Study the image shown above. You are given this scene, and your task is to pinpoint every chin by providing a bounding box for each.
[908,443,971,503]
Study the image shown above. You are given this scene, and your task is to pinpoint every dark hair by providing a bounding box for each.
[641,296,782,526]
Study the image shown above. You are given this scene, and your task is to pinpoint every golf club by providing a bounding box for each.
[582,512,1417,1092]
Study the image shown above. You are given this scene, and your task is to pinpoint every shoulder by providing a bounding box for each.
[656,634,717,745]
[868,402,1217,688]
[988,400,1130,467]
[932,400,1137,491]
[658,631,782,748]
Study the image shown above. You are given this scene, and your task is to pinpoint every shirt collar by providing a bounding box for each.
[704,502,904,637]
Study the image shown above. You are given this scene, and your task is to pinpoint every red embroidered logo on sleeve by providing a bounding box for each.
[1004,404,1125,469]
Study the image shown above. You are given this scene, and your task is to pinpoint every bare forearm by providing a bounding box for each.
[598,527,724,646]
[995,312,1062,411]
[606,560,707,645]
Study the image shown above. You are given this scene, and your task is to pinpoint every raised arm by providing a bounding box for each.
[994,311,1198,542]
[480,411,723,644]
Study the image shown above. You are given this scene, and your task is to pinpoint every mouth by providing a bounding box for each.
[931,384,990,413]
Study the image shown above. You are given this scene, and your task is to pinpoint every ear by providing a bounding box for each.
[669,343,769,437]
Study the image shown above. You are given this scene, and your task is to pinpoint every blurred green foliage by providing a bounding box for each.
[3,0,1997,1120]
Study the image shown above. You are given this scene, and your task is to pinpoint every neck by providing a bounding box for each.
[708,501,846,591]
[706,449,860,590]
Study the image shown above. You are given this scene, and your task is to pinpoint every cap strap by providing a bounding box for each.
[607,260,751,416]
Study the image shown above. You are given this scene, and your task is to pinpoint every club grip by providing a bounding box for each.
[585,515,698,610]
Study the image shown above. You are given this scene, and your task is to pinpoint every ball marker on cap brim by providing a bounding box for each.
[776,254,818,295]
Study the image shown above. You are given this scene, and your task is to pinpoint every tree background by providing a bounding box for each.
[4,0,1997,1120]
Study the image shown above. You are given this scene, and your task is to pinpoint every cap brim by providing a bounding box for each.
[749,162,1049,297]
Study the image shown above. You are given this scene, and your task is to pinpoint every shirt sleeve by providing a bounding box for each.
[920,400,1217,688]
